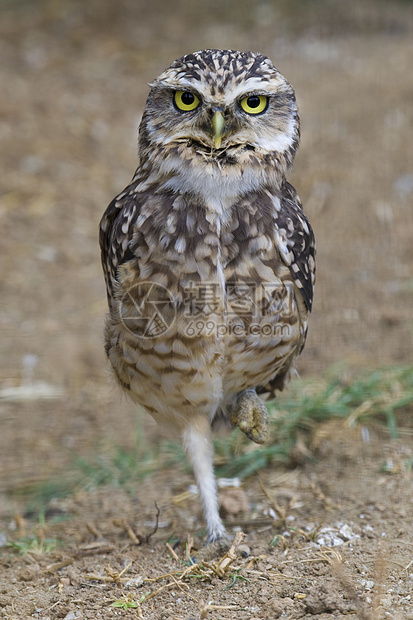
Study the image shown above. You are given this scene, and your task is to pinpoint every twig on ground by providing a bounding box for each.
[143,580,177,601]
[170,575,197,601]
[113,501,161,545]
[145,502,161,544]
[280,548,343,566]
[308,479,336,510]
[258,477,287,526]
[86,521,102,539]
[44,558,74,573]
[104,561,133,588]
[199,599,241,619]
[74,542,115,556]
[214,531,245,576]
[166,542,180,562]
[112,519,140,544]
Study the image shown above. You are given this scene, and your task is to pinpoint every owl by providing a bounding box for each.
[100,49,315,544]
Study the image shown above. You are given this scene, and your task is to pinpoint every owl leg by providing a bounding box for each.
[230,389,269,444]
[182,415,226,543]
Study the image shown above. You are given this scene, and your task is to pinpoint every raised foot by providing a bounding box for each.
[230,389,269,444]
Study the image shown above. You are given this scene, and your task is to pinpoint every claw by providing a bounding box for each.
[197,533,232,561]
[230,389,269,444]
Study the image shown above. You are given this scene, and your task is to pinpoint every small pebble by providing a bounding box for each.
[238,544,250,558]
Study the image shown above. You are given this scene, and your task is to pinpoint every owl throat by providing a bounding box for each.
[143,140,285,223]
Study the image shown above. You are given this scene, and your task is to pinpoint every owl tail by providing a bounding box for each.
[182,415,226,543]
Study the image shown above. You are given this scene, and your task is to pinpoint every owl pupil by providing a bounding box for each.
[247,96,260,108]
[182,92,194,105]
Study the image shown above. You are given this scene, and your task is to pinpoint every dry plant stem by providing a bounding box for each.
[280,548,343,566]
[101,561,133,588]
[86,534,247,605]
[46,601,61,612]
[186,534,194,557]
[170,575,197,602]
[15,513,26,537]
[105,565,124,588]
[244,569,295,581]
[146,502,161,543]
[45,558,74,573]
[195,531,246,577]
[85,573,131,584]
[143,580,178,601]
[308,479,335,510]
[74,542,115,557]
[404,559,413,571]
[258,477,287,525]
[113,502,160,545]
[199,600,240,619]
[86,521,102,538]
[165,542,180,561]
[112,519,140,544]
[136,604,145,620]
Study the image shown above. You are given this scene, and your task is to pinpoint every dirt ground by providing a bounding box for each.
[1,0,413,618]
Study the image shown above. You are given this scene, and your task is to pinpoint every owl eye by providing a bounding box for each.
[240,95,269,115]
[174,90,200,112]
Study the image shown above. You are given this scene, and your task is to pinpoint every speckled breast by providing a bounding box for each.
[104,192,307,427]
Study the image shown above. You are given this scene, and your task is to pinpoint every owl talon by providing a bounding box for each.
[196,533,232,561]
[230,389,269,444]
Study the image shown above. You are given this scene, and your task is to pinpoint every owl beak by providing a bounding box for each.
[212,110,225,149]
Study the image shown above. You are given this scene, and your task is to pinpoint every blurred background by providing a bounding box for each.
[1,0,412,508]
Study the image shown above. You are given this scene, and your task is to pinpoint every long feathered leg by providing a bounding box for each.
[182,415,226,543]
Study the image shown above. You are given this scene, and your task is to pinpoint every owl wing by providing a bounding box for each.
[99,181,142,306]
[257,181,316,397]
[275,181,316,313]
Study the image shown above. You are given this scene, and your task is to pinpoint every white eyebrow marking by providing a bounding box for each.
[220,77,273,103]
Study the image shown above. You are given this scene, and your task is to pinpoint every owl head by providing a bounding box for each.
[138,50,300,199]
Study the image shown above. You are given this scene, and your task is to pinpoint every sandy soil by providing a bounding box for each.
[1,1,413,618]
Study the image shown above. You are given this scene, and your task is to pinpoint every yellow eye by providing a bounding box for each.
[240,95,268,115]
[174,90,200,112]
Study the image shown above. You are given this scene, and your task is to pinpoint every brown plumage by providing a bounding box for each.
[100,49,315,542]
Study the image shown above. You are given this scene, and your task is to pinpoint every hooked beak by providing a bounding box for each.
[212,110,225,149]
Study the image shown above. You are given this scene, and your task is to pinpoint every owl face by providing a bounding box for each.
[138,50,300,202]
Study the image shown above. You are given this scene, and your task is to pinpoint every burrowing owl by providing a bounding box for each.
[100,49,315,543]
